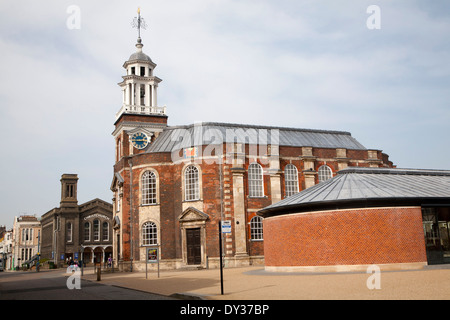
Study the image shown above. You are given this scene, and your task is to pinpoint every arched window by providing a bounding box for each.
[248,163,264,197]
[84,222,90,241]
[250,216,264,240]
[142,221,158,245]
[142,170,157,205]
[318,165,333,183]
[93,219,100,241]
[284,164,299,197]
[102,222,109,241]
[185,165,200,201]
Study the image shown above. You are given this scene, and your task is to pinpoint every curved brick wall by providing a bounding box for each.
[263,207,427,270]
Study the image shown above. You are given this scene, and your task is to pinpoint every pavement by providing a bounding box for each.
[80,264,450,300]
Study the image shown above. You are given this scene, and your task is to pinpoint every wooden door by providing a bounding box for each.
[186,228,201,265]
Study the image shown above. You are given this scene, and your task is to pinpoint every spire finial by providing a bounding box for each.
[131,7,147,41]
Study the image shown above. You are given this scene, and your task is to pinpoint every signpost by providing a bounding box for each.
[219,221,231,295]
[219,221,224,295]
[146,246,159,279]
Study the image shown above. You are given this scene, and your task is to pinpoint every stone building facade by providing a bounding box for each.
[111,35,394,271]
[11,216,41,270]
[40,174,113,267]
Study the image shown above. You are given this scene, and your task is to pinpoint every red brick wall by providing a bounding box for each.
[263,207,427,267]
[114,138,395,265]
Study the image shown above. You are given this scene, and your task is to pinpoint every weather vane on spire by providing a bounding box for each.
[131,7,147,39]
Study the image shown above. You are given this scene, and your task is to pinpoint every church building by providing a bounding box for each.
[40,174,113,267]
[110,27,394,271]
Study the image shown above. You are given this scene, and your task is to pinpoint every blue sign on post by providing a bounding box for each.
[221,220,232,233]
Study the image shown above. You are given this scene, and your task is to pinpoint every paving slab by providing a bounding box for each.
[80,265,450,300]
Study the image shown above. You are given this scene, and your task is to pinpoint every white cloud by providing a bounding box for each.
[0,0,449,226]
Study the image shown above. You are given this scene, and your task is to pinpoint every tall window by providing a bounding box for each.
[93,220,100,241]
[102,222,109,241]
[248,163,264,197]
[250,216,264,240]
[318,165,333,183]
[285,164,299,197]
[142,221,158,245]
[185,165,200,201]
[67,223,72,243]
[142,171,157,205]
[84,222,90,241]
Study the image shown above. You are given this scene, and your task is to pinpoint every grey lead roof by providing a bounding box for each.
[147,122,367,153]
[128,51,153,63]
[260,167,450,215]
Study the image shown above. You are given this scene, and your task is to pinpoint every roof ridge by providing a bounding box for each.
[164,122,352,135]
[340,167,450,176]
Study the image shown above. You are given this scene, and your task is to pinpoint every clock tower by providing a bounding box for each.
[111,10,168,267]
[112,12,168,161]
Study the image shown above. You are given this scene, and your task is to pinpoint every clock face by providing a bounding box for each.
[131,132,149,150]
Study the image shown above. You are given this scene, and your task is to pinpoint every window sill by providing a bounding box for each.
[183,199,203,202]
[140,203,159,207]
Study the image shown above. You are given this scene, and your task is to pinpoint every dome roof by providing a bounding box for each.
[126,37,153,64]
[128,51,152,62]
[259,167,450,217]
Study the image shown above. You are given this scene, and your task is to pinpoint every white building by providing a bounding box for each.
[12,216,41,270]
[0,229,13,270]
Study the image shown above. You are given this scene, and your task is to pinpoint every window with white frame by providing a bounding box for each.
[142,221,158,245]
[185,165,200,201]
[250,216,264,240]
[142,170,157,205]
[318,165,333,183]
[284,164,299,197]
[248,163,264,197]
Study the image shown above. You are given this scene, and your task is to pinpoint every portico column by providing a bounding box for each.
[231,168,248,257]
[127,83,131,105]
[151,84,157,107]
[136,83,141,106]
[131,83,135,105]
[145,84,150,107]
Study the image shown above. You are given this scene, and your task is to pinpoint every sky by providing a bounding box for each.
[0,0,449,228]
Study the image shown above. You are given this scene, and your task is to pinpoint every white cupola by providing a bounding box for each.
[116,34,165,120]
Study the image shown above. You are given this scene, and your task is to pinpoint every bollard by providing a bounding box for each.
[96,264,101,281]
